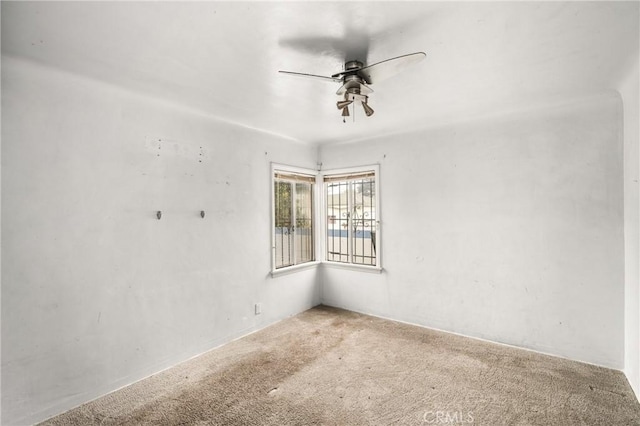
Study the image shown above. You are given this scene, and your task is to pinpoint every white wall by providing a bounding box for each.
[1,50,634,425]
[319,92,625,369]
[1,56,320,425]
[621,55,640,399]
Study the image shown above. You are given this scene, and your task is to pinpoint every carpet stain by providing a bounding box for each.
[117,327,347,425]
[40,306,640,426]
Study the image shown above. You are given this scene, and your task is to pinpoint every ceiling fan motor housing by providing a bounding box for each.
[345,60,364,72]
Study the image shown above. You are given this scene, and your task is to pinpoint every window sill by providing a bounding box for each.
[321,262,383,274]
[270,261,383,277]
[270,261,320,277]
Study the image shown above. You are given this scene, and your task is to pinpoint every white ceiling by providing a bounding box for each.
[2,1,638,145]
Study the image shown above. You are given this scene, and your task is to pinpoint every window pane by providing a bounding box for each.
[295,182,314,264]
[325,174,376,266]
[274,180,293,269]
[351,178,376,266]
[326,181,349,263]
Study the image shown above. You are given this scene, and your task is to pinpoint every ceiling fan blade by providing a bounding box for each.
[331,65,364,79]
[336,81,373,96]
[357,52,426,84]
[278,70,342,83]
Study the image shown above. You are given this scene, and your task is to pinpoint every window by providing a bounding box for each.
[324,166,379,267]
[272,166,316,270]
[271,164,380,274]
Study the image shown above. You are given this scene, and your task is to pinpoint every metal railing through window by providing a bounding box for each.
[273,171,315,269]
[325,171,377,267]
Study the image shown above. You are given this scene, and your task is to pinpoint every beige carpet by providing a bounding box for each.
[40,306,640,425]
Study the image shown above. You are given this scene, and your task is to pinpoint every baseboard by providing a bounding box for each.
[624,369,640,404]
[320,301,623,373]
[24,303,319,426]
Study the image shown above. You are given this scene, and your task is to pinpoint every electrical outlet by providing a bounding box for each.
[255,303,262,315]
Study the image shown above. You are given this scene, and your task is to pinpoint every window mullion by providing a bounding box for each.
[292,182,297,266]
[348,181,353,265]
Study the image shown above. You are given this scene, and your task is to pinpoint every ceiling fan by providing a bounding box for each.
[279,52,426,122]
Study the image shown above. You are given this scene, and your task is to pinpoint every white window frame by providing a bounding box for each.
[270,163,321,276]
[320,164,381,273]
[270,163,381,276]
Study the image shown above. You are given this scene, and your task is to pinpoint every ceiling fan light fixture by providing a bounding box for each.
[341,106,350,117]
[362,101,374,117]
[337,100,353,110]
